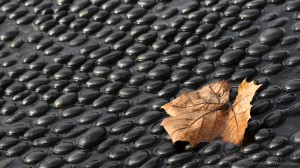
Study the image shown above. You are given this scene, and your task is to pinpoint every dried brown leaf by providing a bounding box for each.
[161,79,261,147]
[222,79,261,144]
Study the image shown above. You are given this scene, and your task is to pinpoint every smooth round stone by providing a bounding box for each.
[95,113,119,126]
[184,44,205,56]
[259,28,283,44]
[251,100,272,115]
[5,142,28,156]
[148,64,171,79]
[201,142,221,155]
[214,67,234,78]
[290,149,300,162]
[214,37,233,49]
[134,135,157,149]
[239,57,261,68]
[277,94,296,105]
[124,105,146,117]
[110,120,134,134]
[223,142,239,154]
[53,122,75,134]
[38,157,64,168]
[204,155,221,165]
[219,49,245,65]
[251,151,268,161]
[275,146,293,157]
[107,147,130,160]
[263,111,284,127]
[93,94,114,108]
[231,68,257,81]
[64,127,88,139]
[178,57,197,69]
[291,131,300,145]
[194,62,214,75]
[231,159,256,168]
[242,143,261,154]
[119,87,139,98]
[27,101,50,117]
[1,102,18,115]
[184,76,206,87]
[286,57,300,67]
[108,101,130,113]
[266,50,288,61]
[167,152,194,165]
[78,127,106,148]
[239,9,260,20]
[62,106,84,118]
[7,124,29,136]
[53,92,78,108]
[218,155,239,167]
[281,35,298,45]
[254,129,273,142]
[6,110,26,124]
[203,49,223,61]
[78,90,100,103]
[170,69,190,82]
[102,82,123,94]
[138,111,162,125]
[261,63,283,75]
[267,137,287,149]
[23,150,47,164]
[289,102,300,115]
[155,143,175,157]
[23,126,48,140]
[67,150,89,163]
[247,43,270,56]
[283,79,300,92]
[121,127,144,143]
[78,112,100,124]
[52,142,75,155]
[145,80,164,92]
[259,86,281,98]
[286,0,300,11]
[126,150,150,167]
[157,84,179,98]
[97,138,118,153]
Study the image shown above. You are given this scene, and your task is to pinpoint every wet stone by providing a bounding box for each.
[148,64,170,79]
[53,92,78,108]
[134,135,157,149]
[138,111,162,125]
[266,50,288,61]
[250,151,268,161]
[1,102,18,115]
[97,138,118,153]
[242,143,261,154]
[291,131,300,145]
[67,150,89,163]
[231,159,256,168]
[283,79,300,92]
[108,147,130,160]
[247,43,270,56]
[36,114,58,126]
[167,152,194,165]
[126,150,150,167]
[259,28,283,44]
[290,149,300,162]
[275,146,293,157]
[23,150,47,164]
[239,57,261,68]
[231,68,257,81]
[261,63,283,75]
[121,127,144,143]
[219,49,245,65]
[201,142,221,156]
[263,111,284,127]
[38,157,64,168]
[281,35,298,46]
[78,127,106,148]
[267,137,287,149]
[27,101,50,117]
[110,120,134,134]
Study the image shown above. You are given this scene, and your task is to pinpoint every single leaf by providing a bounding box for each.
[161,80,230,117]
[161,79,261,147]
[221,79,261,144]
[161,80,231,147]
